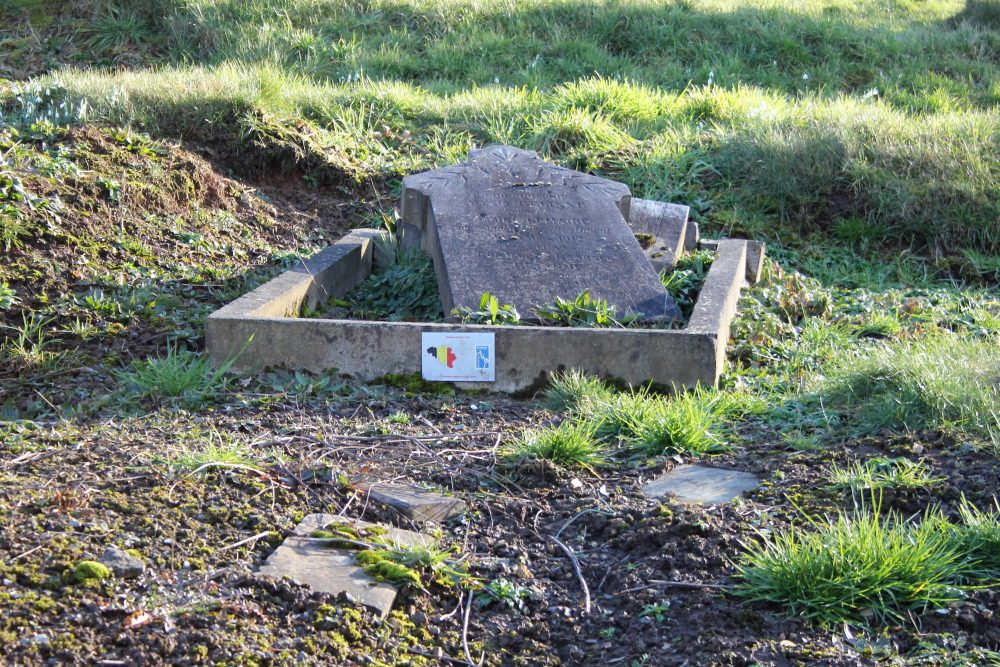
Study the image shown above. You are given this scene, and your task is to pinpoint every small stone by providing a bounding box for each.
[99,546,145,579]
[642,465,760,505]
[912,444,925,455]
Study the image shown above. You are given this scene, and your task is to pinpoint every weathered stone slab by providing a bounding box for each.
[627,198,689,272]
[356,482,467,523]
[699,239,766,284]
[683,219,700,251]
[257,514,430,618]
[400,145,681,321]
[642,464,760,505]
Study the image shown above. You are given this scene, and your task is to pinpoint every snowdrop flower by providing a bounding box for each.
[862,87,879,100]
[802,72,810,80]
[707,69,715,86]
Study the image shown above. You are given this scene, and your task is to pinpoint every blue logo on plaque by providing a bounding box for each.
[475,346,490,370]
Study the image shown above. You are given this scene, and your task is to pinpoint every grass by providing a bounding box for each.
[505,420,607,469]
[169,439,257,472]
[819,336,1000,447]
[829,457,945,492]
[539,373,733,458]
[735,506,967,626]
[543,370,615,413]
[5,0,996,261]
[737,500,1000,627]
[117,343,238,407]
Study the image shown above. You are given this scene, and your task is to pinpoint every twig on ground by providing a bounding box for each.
[8,544,44,564]
[216,531,273,553]
[461,588,483,667]
[551,536,591,614]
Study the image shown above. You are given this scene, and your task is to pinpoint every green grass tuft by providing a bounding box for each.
[829,457,944,492]
[505,420,606,469]
[117,343,237,407]
[543,370,614,414]
[735,507,967,627]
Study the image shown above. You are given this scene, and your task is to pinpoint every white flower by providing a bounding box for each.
[802,72,810,80]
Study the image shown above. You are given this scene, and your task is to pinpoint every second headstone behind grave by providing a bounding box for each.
[400,146,681,322]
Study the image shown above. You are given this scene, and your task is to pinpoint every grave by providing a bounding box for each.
[207,146,763,392]
[642,464,761,505]
[400,145,681,321]
[257,514,431,619]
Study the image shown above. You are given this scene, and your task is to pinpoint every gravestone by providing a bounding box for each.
[627,198,690,272]
[400,146,681,321]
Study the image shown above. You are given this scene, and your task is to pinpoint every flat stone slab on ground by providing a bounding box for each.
[642,464,761,505]
[627,198,689,272]
[401,145,681,321]
[355,482,467,523]
[257,514,431,618]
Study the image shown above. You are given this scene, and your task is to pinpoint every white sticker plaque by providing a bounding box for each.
[421,332,496,382]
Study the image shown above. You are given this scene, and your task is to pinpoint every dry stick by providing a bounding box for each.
[8,544,44,564]
[216,531,273,553]
[551,536,591,615]
[461,588,483,667]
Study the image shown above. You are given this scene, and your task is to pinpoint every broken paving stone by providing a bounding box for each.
[257,514,432,619]
[99,546,145,579]
[355,482,467,523]
[642,464,761,505]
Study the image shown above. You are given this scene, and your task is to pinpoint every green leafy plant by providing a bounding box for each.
[505,420,607,469]
[0,282,17,310]
[453,292,520,325]
[356,540,470,589]
[829,457,943,492]
[477,577,530,613]
[623,387,729,456]
[346,249,442,322]
[535,290,640,328]
[660,250,715,319]
[639,600,671,622]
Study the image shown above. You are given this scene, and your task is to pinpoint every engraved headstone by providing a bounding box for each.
[400,146,681,321]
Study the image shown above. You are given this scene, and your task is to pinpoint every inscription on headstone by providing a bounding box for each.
[400,146,681,321]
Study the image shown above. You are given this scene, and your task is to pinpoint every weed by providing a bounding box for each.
[661,250,715,319]
[535,290,640,328]
[453,292,520,325]
[0,282,17,310]
[639,601,671,622]
[117,343,239,407]
[356,540,470,589]
[169,438,256,473]
[386,411,410,425]
[620,387,729,457]
[952,497,1000,582]
[829,457,943,493]
[1,312,55,368]
[346,250,442,322]
[477,577,530,613]
[505,420,606,469]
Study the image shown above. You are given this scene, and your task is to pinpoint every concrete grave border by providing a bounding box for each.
[207,229,758,393]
